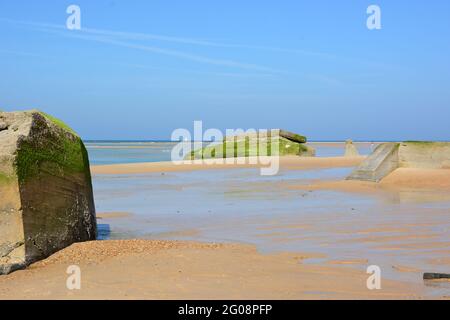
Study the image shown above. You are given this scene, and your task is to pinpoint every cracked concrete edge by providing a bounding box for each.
[0,261,27,275]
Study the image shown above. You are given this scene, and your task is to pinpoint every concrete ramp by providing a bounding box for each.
[347,143,400,182]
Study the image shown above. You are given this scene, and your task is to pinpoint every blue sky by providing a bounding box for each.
[0,0,449,140]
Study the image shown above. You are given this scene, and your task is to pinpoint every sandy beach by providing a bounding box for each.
[290,167,450,204]
[292,168,450,192]
[90,156,366,174]
[2,155,450,299]
[0,240,424,300]
[2,0,450,306]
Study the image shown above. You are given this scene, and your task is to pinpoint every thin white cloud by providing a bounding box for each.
[0,48,53,59]
[39,28,284,73]
[73,26,336,59]
[1,18,289,74]
[0,18,393,71]
[0,18,333,58]
[120,63,276,78]
[1,18,388,82]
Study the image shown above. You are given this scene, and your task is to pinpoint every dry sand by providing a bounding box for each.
[0,240,423,300]
[382,168,450,189]
[96,212,133,219]
[291,168,450,194]
[91,156,366,175]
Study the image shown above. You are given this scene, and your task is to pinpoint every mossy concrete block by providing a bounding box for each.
[188,129,314,160]
[0,110,96,274]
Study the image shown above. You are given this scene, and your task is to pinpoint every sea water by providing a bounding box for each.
[87,141,450,297]
[85,140,374,165]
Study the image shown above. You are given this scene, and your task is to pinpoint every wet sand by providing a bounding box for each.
[2,157,450,299]
[96,212,133,219]
[90,161,450,299]
[91,156,366,174]
[291,168,450,194]
[0,240,424,300]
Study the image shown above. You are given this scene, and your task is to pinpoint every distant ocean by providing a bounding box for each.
[84,141,177,165]
[84,141,374,166]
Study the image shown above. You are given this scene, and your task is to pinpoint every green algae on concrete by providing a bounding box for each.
[15,128,88,184]
[188,130,314,160]
[38,111,78,136]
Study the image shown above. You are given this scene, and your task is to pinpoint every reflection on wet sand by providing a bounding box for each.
[92,162,450,298]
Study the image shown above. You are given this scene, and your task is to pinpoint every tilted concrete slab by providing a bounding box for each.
[347,141,450,182]
[278,130,307,144]
[346,143,400,182]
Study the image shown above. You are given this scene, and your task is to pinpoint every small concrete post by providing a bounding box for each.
[344,139,360,157]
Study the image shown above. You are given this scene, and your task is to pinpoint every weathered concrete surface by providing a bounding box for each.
[0,110,96,274]
[279,130,307,144]
[347,141,450,182]
[398,142,450,169]
[347,143,400,182]
[344,140,360,157]
[190,129,315,160]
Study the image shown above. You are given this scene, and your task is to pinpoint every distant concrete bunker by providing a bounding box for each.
[347,142,450,182]
[189,129,316,160]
